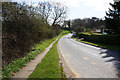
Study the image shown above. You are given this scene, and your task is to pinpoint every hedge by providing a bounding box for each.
[77,33,120,45]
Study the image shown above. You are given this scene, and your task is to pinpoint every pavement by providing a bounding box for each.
[57,34,120,78]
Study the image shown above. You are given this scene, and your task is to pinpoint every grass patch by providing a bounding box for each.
[78,32,103,36]
[91,32,103,35]
[60,30,70,35]
[59,63,66,78]
[2,30,69,78]
[0,70,2,80]
[76,38,120,52]
[79,32,91,35]
[29,36,66,78]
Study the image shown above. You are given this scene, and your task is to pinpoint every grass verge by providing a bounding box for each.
[73,37,120,52]
[28,34,67,78]
[0,70,2,80]
[2,30,69,78]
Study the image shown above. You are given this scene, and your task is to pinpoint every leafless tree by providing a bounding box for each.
[51,2,67,26]
[36,2,67,25]
[37,2,52,24]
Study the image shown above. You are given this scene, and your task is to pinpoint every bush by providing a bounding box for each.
[2,2,58,65]
[78,33,120,45]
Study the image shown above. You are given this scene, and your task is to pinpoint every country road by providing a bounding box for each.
[57,34,120,78]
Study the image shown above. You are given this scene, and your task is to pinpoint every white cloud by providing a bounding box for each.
[13,0,114,19]
[15,0,114,11]
[50,0,81,7]
[66,0,81,7]
[114,0,120,2]
[80,0,114,11]
[44,0,114,19]
[62,0,113,11]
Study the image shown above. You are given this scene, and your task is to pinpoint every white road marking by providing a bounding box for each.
[101,53,107,56]
[83,57,89,60]
[91,62,97,65]
[104,57,115,61]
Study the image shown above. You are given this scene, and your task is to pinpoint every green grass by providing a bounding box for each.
[77,39,120,52]
[2,30,69,78]
[79,32,91,35]
[79,32,103,35]
[91,32,103,35]
[60,30,70,35]
[29,35,66,78]
[0,70,2,80]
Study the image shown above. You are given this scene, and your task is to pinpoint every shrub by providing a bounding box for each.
[78,33,120,45]
[2,2,58,65]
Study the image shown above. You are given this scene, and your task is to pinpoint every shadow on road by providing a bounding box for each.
[99,49,120,78]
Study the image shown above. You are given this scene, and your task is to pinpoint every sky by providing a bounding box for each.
[12,0,114,20]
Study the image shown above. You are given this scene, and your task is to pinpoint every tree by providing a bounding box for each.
[71,17,104,33]
[2,2,34,64]
[36,2,67,26]
[105,1,120,34]
[51,2,67,26]
[37,2,52,24]
[71,19,86,33]
[2,2,63,65]
[62,20,71,31]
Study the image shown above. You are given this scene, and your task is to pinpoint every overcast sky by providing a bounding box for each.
[12,0,114,19]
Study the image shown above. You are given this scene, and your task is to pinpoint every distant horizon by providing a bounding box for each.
[12,0,114,20]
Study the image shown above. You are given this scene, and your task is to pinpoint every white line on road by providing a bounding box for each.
[83,57,89,60]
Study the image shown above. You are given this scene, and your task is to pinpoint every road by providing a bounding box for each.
[58,34,120,78]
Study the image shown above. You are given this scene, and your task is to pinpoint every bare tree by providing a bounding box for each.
[51,2,67,26]
[37,2,52,24]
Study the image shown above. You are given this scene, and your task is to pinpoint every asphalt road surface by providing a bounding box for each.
[58,34,120,78]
